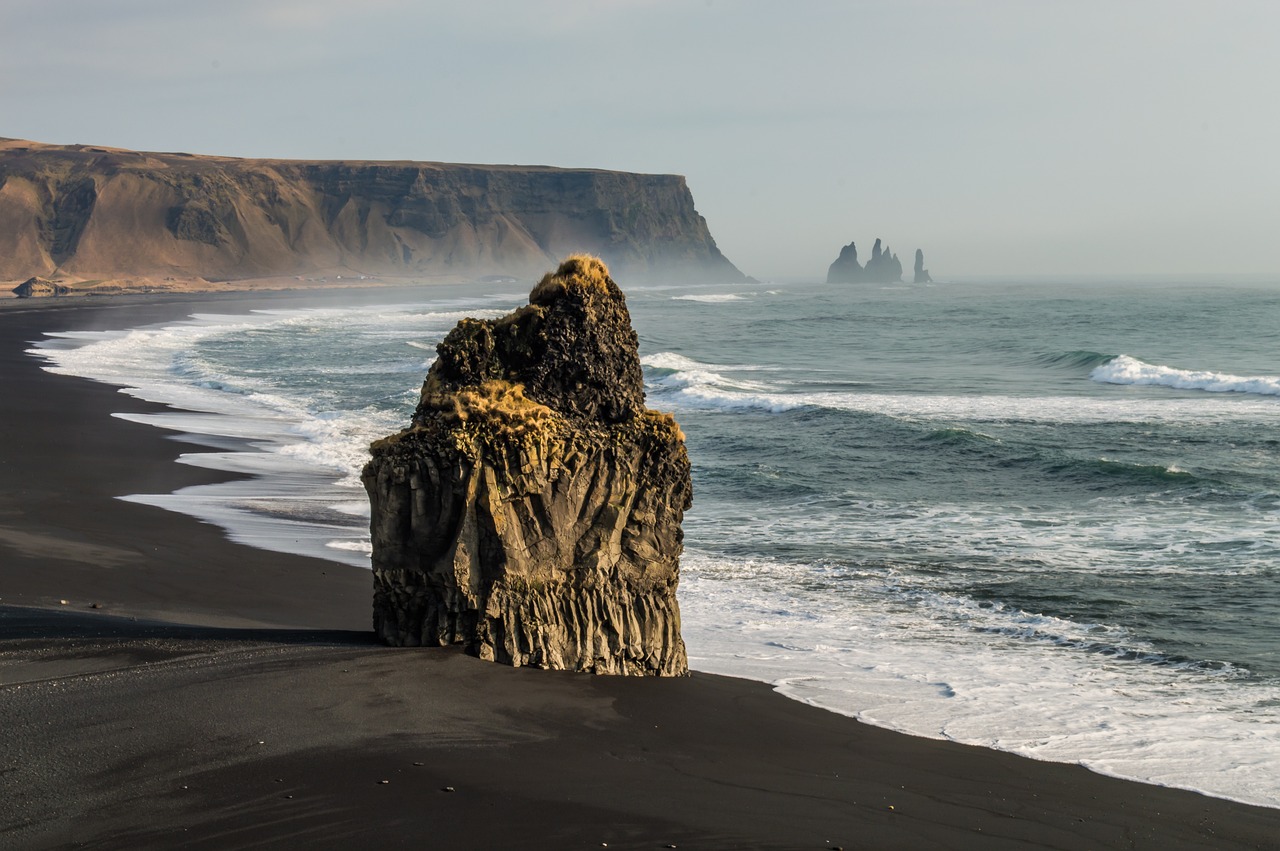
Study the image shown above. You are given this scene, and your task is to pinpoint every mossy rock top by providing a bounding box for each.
[416,254,646,426]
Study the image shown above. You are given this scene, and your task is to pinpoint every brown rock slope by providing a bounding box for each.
[363,256,691,675]
[0,137,743,285]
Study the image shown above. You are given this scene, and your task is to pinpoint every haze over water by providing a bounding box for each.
[33,275,1280,808]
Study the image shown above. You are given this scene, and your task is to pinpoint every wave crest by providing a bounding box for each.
[1036,350,1117,370]
[1091,355,1280,397]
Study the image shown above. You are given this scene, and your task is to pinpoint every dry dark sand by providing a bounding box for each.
[2,294,1279,850]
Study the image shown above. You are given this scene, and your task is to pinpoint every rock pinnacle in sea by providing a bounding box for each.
[362,255,691,675]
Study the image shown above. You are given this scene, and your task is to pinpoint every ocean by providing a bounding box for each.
[31,277,1280,808]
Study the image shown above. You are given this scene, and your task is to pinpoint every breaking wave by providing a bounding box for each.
[643,351,1280,424]
[1092,355,1280,397]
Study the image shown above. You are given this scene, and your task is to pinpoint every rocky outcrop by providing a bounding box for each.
[913,248,932,284]
[826,236,916,284]
[0,137,744,286]
[362,255,691,676]
[826,241,862,283]
[864,238,903,283]
[11,276,69,297]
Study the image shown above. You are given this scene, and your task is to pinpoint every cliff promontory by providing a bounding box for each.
[0,138,743,289]
[362,255,691,676]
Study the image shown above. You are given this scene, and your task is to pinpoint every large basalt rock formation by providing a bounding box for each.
[362,255,691,676]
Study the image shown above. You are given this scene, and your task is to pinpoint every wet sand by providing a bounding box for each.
[2,293,1278,849]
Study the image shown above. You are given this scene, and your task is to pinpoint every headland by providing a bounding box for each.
[0,137,744,296]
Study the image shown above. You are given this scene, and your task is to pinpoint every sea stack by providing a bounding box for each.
[826,237,904,283]
[826,241,862,283]
[362,255,691,676]
[863,238,903,283]
[913,248,932,284]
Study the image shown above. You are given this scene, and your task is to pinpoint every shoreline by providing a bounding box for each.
[3,294,1280,848]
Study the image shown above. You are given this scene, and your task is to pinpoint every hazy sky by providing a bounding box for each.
[3,1,1278,279]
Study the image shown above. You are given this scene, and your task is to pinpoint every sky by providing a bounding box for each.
[3,0,1278,280]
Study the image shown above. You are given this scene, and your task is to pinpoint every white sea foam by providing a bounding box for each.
[671,293,751,303]
[686,493,1280,587]
[1092,355,1280,396]
[679,550,1280,809]
[121,483,371,568]
[327,539,373,554]
[25,302,509,570]
[644,351,1280,424]
[641,352,774,394]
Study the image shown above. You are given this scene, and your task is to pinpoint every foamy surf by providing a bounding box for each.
[1092,354,1280,396]
[671,293,751,303]
[680,549,1280,809]
[26,300,524,571]
[644,350,1280,424]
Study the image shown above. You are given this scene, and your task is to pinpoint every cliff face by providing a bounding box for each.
[0,138,743,285]
[362,256,691,676]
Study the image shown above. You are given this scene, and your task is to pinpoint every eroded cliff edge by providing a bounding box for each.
[362,256,691,675]
[0,137,743,287]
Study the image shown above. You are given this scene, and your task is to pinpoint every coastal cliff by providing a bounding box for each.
[362,256,691,675]
[0,138,743,290]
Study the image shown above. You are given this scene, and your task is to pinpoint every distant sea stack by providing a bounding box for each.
[362,255,691,676]
[827,237,934,284]
[0,138,744,289]
[913,248,932,284]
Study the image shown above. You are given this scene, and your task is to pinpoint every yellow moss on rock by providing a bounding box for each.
[529,253,613,305]
[640,408,686,443]
[422,379,559,443]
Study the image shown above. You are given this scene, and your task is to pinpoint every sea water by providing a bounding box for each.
[30,278,1280,808]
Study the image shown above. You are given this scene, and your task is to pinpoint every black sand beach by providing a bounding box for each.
[2,294,1279,850]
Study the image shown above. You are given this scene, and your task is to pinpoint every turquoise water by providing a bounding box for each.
[34,277,1280,806]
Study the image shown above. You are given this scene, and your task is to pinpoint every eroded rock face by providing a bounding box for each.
[362,256,691,676]
[0,138,746,284]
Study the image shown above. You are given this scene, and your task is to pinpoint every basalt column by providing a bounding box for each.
[362,255,691,675]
